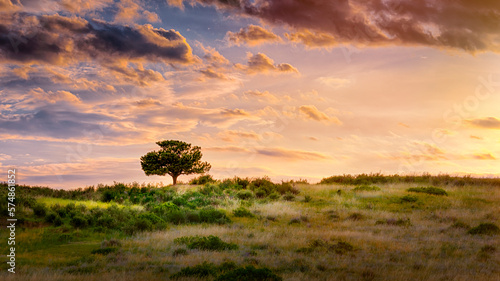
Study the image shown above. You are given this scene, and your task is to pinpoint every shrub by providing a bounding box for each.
[174,235,238,251]
[70,215,88,228]
[347,212,365,221]
[254,188,268,198]
[190,174,217,185]
[277,182,300,195]
[91,247,117,255]
[329,241,355,255]
[233,207,255,218]
[236,190,254,200]
[215,265,282,281]
[268,192,280,200]
[407,187,448,196]
[134,217,153,232]
[170,261,237,279]
[33,203,47,217]
[468,223,500,235]
[53,216,63,227]
[199,183,221,196]
[283,192,295,201]
[303,195,312,203]
[165,209,187,224]
[400,195,418,203]
[45,212,58,223]
[353,185,381,192]
[172,248,188,257]
[199,208,230,224]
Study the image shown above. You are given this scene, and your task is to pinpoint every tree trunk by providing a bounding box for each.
[172,174,179,185]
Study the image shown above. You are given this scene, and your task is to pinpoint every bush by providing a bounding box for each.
[269,192,280,200]
[70,215,88,228]
[468,223,500,235]
[236,190,254,200]
[45,212,58,223]
[233,207,255,218]
[400,195,418,203]
[33,203,47,217]
[376,218,412,227]
[353,185,381,192]
[174,235,238,251]
[329,241,355,255]
[172,248,188,257]
[170,261,237,279]
[53,216,63,227]
[282,192,295,201]
[407,187,448,196]
[91,247,117,255]
[277,182,300,195]
[190,174,217,185]
[215,265,282,281]
[199,208,231,224]
[254,188,267,198]
[303,195,312,202]
[134,218,153,232]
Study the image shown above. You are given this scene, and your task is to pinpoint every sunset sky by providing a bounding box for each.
[1,0,500,189]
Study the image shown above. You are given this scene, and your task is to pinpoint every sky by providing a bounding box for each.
[1,0,500,189]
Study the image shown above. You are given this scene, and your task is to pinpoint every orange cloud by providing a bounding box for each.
[256,147,330,161]
[466,117,500,129]
[237,53,299,74]
[473,153,496,160]
[226,25,281,46]
[299,105,342,124]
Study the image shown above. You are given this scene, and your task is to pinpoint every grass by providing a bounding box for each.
[1,178,499,281]
[36,196,143,210]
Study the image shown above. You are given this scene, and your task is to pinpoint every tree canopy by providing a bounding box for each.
[140,140,211,185]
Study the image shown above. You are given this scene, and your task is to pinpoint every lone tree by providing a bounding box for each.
[140,140,211,185]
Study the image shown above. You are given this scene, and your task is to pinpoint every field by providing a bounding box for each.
[1,175,499,280]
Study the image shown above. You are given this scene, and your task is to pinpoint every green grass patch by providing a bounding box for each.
[407,187,448,196]
[37,197,143,210]
[353,185,381,192]
[468,223,500,235]
[174,235,238,251]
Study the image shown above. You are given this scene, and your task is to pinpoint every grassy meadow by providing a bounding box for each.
[1,174,499,280]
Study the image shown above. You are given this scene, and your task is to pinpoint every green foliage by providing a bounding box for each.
[170,261,238,279]
[91,247,118,255]
[70,215,88,228]
[303,195,312,202]
[468,223,500,235]
[33,203,47,217]
[329,241,355,255]
[233,207,255,218]
[353,185,381,192]
[320,173,500,187]
[400,195,418,203]
[237,190,254,200]
[190,174,217,185]
[283,192,295,201]
[199,208,231,224]
[407,187,448,196]
[215,265,282,281]
[140,140,211,185]
[172,248,188,257]
[269,192,280,200]
[174,235,238,251]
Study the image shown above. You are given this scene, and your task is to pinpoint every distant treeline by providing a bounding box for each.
[319,173,500,187]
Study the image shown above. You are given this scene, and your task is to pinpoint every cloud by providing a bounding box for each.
[285,30,337,48]
[226,25,281,46]
[299,105,342,124]
[470,135,483,140]
[114,0,160,23]
[243,90,279,103]
[473,153,496,160]
[186,0,500,53]
[237,53,298,74]
[218,130,261,142]
[256,147,330,161]
[199,67,231,80]
[0,14,195,66]
[466,117,500,129]
[205,146,250,153]
[316,76,352,88]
